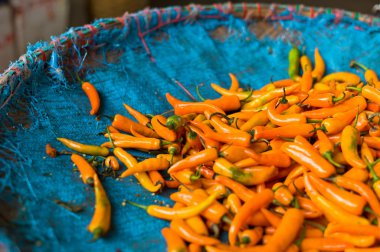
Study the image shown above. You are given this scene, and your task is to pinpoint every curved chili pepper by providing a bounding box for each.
[300,237,353,251]
[210,83,259,100]
[225,193,241,215]
[316,130,343,168]
[123,103,150,127]
[267,98,306,126]
[301,96,367,119]
[355,112,370,131]
[288,176,305,195]
[120,157,169,178]
[206,112,245,135]
[148,170,165,188]
[228,73,239,91]
[57,137,109,156]
[325,223,380,240]
[300,55,312,73]
[281,139,335,178]
[104,156,119,171]
[219,145,253,163]
[238,227,263,247]
[161,227,188,252]
[189,125,220,150]
[327,232,375,248]
[71,153,96,185]
[214,175,255,202]
[297,196,323,219]
[239,111,269,132]
[166,93,226,115]
[272,183,294,206]
[186,216,209,236]
[151,115,177,142]
[182,130,202,155]
[304,172,369,225]
[350,61,380,86]
[205,183,228,199]
[298,92,347,108]
[170,219,220,246]
[112,114,159,138]
[190,121,251,147]
[321,72,361,84]
[254,123,314,140]
[171,169,199,185]
[364,136,380,150]
[234,158,259,168]
[102,135,162,150]
[335,176,380,217]
[263,208,304,252]
[243,84,300,109]
[341,125,366,169]
[204,95,241,112]
[311,48,325,81]
[168,148,218,174]
[301,63,313,92]
[229,189,273,246]
[244,149,291,168]
[308,173,366,215]
[87,174,111,240]
[128,192,218,220]
[288,47,301,81]
[170,189,228,224]
[82,82,100,115]
[260,208,281,227]
[322,108,361,135]
[213,158,278,186]
[367,102,380,112]
[114,147,161,192]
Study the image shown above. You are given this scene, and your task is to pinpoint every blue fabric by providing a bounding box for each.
[1,4,380,252]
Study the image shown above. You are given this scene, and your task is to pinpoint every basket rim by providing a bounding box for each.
[0,2,378,112]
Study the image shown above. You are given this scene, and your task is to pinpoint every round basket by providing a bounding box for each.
[1,2,380,252]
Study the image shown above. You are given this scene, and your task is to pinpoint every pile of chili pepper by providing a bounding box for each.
[48,46,380,251]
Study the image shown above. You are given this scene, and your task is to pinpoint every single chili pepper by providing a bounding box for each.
[243,84,300,109]
[168,97,226,116]
[356,112,370,131]
[102,136,163,150]
[123,103,151,127]
[104,156,119,171]
[210,83,259,100]
[214,175,255,202]
[238,227,263,247]
[213,158,278,186]
[234,158,259,168]
[327,232,375,248]
[129,125,146,138]
[367,102,380,112]
[198,166,214,179]
[341,125,366,169]
[112,114,159,138]
[316,130,343,168]
[168,148,218,174]
[87,174,111,240]
[254,123,314,140]
[170,189,228,224]
[272,183,294,206]
[171,169,200,185]
[288,47,301,81]
[205,183,228,199]
[297,196,323,219]
[300,237,353,251]
[82,82,100,115]
[311,48,325,81]
[106,125,120,133]
[301,65,313,92]
[281,140,335,178]
[150,115,177,142]
[128,191,218,220]
[189,125,220,150]
[57,137,109,156]
[301,96,367,119]
[148,170,165,188]
[165,180,181,189]
[308,172,366,215]
[219,145,253,163]
[343,167,369,182]
[244,149,291,168]
[114,147,161,192]
[364,136,380,150]
[267,98,306,126]
[186,216,209,236]
[120,157,169,178]
[225,193,241,215]
[325,223,380,240]
[162,227,188,252]
[345,249,380,252]
[260,208,281,227]
[228,73,239,91]
[304,172,370,225]
[284,164,305,186]
[288,176,305,195]
[203,95,241,112]
[350,61,380,86]
[170,219,220,246]
[300,55,312,73]
[206,112,245,135]
[229,189,273,246]
[45,143,57,158]
[322,108,361,135]
[335,176,380,217]
[190,121,251,147]
[181,130,202,155]
[70,153,96,185]
[321,72,361,84]
[298,92,347,108]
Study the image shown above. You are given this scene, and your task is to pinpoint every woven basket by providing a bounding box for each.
[1,2,379,251]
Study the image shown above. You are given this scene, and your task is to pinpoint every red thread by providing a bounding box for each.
[84,24,98,36]
[10,67,21,75]
[174,7,182,22]
[36,49,47,62]
[242,2,247,19]
[173,79,197,102]
[310,7,315,18]
[134,15,155,62]
[257,3,261,18]
[154,9,163,27]
[99,22,107,29]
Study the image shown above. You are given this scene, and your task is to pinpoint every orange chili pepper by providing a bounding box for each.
[351,61,380,86]
[308,172,366,215]
[364,136,380,150]
[112,114,159,138]
[288,176,305,195]
[151,115,177,142]
[120,157,169,178]
[362,86,380,106]
[267,98,306,126]
[311,48,325,81]
[166,93,226,115]
[114,147,161,192]
[281,138,335,178]
[214,175,256,202]
[104,156,119,171]
[263,208,304,252]
[322,108,361,135]
[228,73,239,91]
[335,176,380,217]
[343,167,369,182]
[234,158,259,168]
[123,103,151,126]
[316,130,342,168]
[225,193,241,215]
[148,170,165,187]
[326,232,375,248]
[272,183,294,206]
[297,196,323,219]
[182,129,202,155]
[206,112,247,135]
[71,153,96,185]
[129,125,147,138]
[45,143,57,158]
[325,223,380,240]
[345,248,380,252]
[301,65,313,92]
[82,82,100,115]
[229,189,273,246]
[260,208,281,227]
[219,145,251,163]
[161,227,188,252]
[106,125,120,133]
[171,169,199,185]
[244,149,291,168]
[321,72,361,84]
[102,136,162,150]
[367,102,380,112]
[341,125,366,169]
[300,55,312,74]
[170,219,220,246]
[210,83,258,100]
[300,237,353,251]
[199,166,214,179]
[188,243,201,252]
[186,216,209,236]
[304,172,369,225]
[362,142,375,164]
[355,111,370,131]
[87,174,111,240]
[254,123,314,140]
[204,95,241,112]
[57,137,109,156]
[189,125,220,150]
[298,92,347,108]
[168,148,218,174]
[301,96,367,119]
[238,227,263,247]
